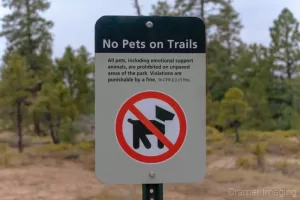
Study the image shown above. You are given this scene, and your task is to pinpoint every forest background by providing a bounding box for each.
[0,0,299,149]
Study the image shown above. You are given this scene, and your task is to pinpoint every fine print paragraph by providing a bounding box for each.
[107,57,193,83]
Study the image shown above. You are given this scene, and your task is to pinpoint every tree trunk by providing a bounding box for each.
[54,117,61,144]
[26,0,41,136]
[200,0,205,20]
[16,102,23,153]
[47,112,59,144]
[34,116,41,136]
[45,104,59,144]
[32,92,41,137]
[25,0,33,59]
[286,62,292,79]
[41,129,47,136]
[50,127,59,144]
[234,122,240,143]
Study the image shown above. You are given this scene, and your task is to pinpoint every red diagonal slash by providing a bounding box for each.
[129,105,174,150]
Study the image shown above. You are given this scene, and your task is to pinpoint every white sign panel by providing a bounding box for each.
[95,16,206,184]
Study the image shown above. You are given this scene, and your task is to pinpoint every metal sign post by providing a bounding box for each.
[94,15,206,199]
[142,184,163,200]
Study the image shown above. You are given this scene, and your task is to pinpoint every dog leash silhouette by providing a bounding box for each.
[128,105,175,149]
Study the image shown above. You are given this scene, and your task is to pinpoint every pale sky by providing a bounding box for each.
[0,0,299,59]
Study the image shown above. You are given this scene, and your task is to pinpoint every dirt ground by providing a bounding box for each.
[0,161,197,200]
[1,131,300,200]
[0,158,300,200]
[0,163,105,200]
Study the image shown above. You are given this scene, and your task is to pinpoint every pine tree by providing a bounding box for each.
[219,87,249,142]
[267,8,300,129]
[0,0,54,136]
[207,0,243,100]
[208,0,243,66]
[29,81,78,144]
[234,44,273,130]
[151,0,228,32]
[270,8,300,79]
[206,92,220,127]
[0,0,53,67]
[0,53,36,152]
[55,46,93,114]
[151,1,178,16]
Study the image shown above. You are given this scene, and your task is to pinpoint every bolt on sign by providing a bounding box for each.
[95,16,206,184]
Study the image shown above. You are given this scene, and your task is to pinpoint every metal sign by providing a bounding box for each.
[95,16,206,184]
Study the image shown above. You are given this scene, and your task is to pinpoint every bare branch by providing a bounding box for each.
[133,0,142,16]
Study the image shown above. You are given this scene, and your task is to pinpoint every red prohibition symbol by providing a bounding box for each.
[115,91,187,164]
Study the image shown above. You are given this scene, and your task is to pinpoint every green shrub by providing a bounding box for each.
[0,155,9,166]
[0,143,9,153]
[0,135,31,147]
[276,130,297,138]
[252,143,266,169]
[206,146,213,155]
[76,141,94,150]
[240,132,265,142]
[207,127,224,142]
[206,126,220,135]
[252,142,267,154]
[265,137,300,155]
[273,161,300,176]
[263,130,297,138]
[0,152,14,166]
[38,143,73,154]
[207,133,224,142]
[238,130,297,143]
[274,161,289,168]
[236,157,253,169]
[59,118,79,144]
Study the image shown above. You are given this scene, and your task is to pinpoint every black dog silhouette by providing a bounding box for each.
[128,106,174,149]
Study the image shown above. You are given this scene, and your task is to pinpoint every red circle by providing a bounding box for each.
[115,91,187,164]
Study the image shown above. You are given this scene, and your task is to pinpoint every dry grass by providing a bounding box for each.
[1,148,300,199]
[0,129,300,199]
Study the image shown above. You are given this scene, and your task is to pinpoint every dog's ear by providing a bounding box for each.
[155,106,175,121]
